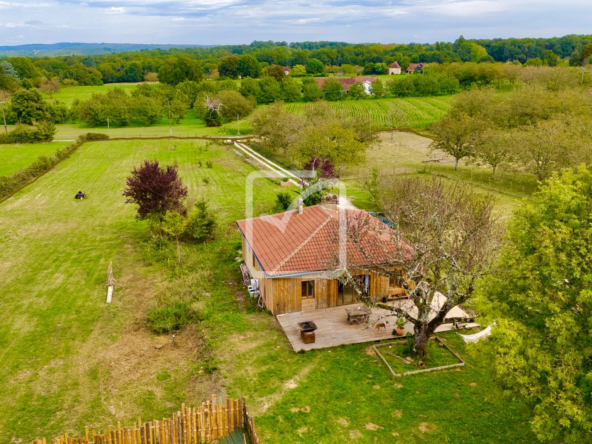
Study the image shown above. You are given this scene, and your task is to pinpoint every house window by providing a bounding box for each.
[302,281,314,298]
[252,252,260,270]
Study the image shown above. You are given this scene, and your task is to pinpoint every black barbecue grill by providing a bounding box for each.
[297,321,318,344]
[298,321,318,332]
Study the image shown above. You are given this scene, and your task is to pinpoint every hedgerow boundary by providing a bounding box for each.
[31,396,260,444]
[0,135,255,205]
[0,129,431,206]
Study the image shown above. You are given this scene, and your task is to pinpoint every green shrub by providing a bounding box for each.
[186,199,217,243]
[85,132,109,140]
[145,302,196,334]
[274,192,292,211]
[0,121,56,144]
[0,139,80,201]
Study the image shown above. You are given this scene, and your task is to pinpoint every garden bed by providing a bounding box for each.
[374,336,464,376]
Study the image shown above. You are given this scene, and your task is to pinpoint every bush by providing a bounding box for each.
[85,132,109,140]
[0,139,80,200]
[186,199,217,242]
[0,121,56,144]
[275,192,292,211]
[204,109,221,127]
[145,302,197,334]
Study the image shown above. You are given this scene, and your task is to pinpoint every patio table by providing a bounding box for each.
[345,306,372,325]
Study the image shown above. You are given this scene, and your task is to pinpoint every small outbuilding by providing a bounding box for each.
[388,61,402,75]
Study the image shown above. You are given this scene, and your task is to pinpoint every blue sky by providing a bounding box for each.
[0,0,591,45]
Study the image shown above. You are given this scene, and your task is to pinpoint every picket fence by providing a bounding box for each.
[31,396,259,444]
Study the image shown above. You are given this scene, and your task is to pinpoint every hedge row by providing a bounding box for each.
[0,122,57,144]
[0,136,88,201]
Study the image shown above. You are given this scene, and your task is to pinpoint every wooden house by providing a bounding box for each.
[236,203,411,315]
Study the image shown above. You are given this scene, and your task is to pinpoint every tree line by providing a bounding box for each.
[1,35,591,89]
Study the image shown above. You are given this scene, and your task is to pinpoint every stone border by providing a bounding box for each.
[373,337,464,377]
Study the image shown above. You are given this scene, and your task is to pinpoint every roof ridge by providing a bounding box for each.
[271,214,333,274]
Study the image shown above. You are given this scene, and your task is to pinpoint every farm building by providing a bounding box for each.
[315,77,377,95]
[236,200,411,316]
[405,63,424,74]
[388,61,402,75]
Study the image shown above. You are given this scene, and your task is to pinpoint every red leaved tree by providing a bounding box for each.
[123,160,187,220]
[303,157,336,179]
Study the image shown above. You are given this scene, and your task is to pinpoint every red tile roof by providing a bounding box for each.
[236,206,411,277]
[406,63,423,72]
[390,61,401,69]
[314,77,377,92]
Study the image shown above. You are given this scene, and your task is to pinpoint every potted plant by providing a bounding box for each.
[280,177,291,186]
[394,318,406,336]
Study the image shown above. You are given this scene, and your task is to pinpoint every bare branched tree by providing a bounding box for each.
[205,95,224,113]
[342,176,502,357]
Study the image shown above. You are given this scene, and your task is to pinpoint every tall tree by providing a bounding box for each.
[251,102,305,155]
[430,114,483,170]
[280,77,302,102]
[321,79,344,101]
[266,64,286,82]
[238,54,261,78]
[40,77,61,100]
[306,58,324,74]
[11,88,48,124]
[123,160,188,220]
[373,177,501,357]
[294,121,366,171]
[158,57,203,85]
[219,55,240,79]
[257,76,281,104]
[478,166,592,442]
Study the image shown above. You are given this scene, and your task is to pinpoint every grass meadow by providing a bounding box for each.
[0,134,537,443]
[340,132,538,217]
[43,83,148,106]
[0,141,70,176]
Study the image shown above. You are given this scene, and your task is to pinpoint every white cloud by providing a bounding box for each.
[0,0,591,45]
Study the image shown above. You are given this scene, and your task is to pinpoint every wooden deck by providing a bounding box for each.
[276,303,479,352]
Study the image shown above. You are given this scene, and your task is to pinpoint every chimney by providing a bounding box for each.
[298,198,304,215]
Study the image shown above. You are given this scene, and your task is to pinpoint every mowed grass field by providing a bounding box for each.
[0,139,281,441]
[0,136,537,442]
[6,110,245,140]
[43,83,149,106]
[0,142,70,176]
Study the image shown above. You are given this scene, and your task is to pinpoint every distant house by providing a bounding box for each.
[405,63,424,74]
[282,66,290,76]
[388,61,402,75]
[314,77,377,95]
[237,202,411,315]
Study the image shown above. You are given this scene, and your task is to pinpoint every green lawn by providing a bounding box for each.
[0,142,70,176]
[0,139,281,442]
[0,136,536,443]
[44,83,153,106]
[7,110,247,140]
[246,330,536,443]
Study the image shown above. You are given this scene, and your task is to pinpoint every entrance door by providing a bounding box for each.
[338,282,356,305]
[338,275,370,305]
